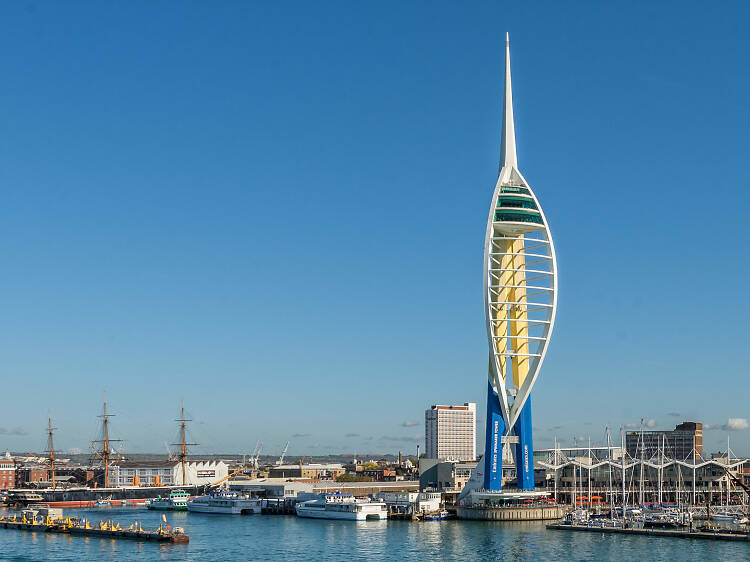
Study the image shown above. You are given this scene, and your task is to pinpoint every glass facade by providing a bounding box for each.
[493,210,543,224]
[497,196,538,210]
[499,186,531,196]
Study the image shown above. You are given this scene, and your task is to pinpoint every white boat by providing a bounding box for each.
[295,493,387,521]
[712,511,747,524]
[187,490,261,515]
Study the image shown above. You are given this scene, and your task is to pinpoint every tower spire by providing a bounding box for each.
[500,32,517,170]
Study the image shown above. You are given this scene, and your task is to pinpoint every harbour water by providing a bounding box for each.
[1,507,747,560]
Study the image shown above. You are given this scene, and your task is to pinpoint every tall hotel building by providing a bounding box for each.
[425,403,477,461]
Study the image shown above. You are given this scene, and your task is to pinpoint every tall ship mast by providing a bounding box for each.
[45,413,57,491]
[90,393,122,488]
[171,400,198,486]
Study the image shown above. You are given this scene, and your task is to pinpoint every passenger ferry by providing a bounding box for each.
[187,490,261,515]
[147,489,190,511]
[295,493,387,521]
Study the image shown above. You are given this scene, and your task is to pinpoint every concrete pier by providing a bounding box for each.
[456,505,566,521]
[547,523,750,542]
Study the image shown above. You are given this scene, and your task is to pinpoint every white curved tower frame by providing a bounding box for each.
[483,34,558,434]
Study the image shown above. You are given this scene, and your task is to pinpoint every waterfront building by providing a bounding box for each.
[477,34,558,493]
[228,477,419,499]
[625,421,703,461]
[109,459,228,487]
[419,459,476,501]
[14,466,49,487]
[424,403,476,461]
[229,478,315,500]
[535,442,748,506]
[268,463,346,480]
[375,491,442,514]
[1,453,14,489]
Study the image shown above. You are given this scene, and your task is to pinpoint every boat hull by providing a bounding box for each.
[187,504,261,515]
[148,504,188,511]
[296,507,387,521]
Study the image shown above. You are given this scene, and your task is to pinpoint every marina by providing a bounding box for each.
[547,522,750,542]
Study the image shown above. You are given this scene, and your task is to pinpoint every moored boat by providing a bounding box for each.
[187,490,261,515]
[712,511,748,524]
[147,490,189,511]
[423,510,450,521]
[295,493,387,521]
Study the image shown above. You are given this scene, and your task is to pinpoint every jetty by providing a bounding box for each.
[547,522,750,542]
[0,513,189,543]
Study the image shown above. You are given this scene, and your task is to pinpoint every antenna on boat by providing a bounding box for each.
[171,400,199,486]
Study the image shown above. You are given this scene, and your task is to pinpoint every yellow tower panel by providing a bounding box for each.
[491,235,529,388]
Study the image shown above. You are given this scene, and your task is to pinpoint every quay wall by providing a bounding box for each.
[456,505,565,521]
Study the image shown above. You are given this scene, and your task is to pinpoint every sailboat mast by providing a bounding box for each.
[553,437,558,503]
[621,427,626,508]
[91,393,122,489]
[606,427,613,511]
[639,419,644,506]
[572,438,577,508]
[47,414,56,491]
[587,437,592,511]
[658,434,663,505]
[727,434,730,507]
[181,401,187,485]
[103,395,110,488]
[171,400,198,486]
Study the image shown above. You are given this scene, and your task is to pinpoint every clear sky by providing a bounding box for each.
[1,1,749,459]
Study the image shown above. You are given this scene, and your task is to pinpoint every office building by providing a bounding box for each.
[626,422,703,461]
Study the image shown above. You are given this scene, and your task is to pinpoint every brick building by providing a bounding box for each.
[0,455,14,489]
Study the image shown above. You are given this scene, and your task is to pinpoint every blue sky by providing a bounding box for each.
[1,1,749,458]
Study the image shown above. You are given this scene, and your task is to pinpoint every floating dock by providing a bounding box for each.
[547,523,750,542]
[0,516,188,543]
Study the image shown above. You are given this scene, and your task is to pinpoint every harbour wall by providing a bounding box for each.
[456,505,566,521]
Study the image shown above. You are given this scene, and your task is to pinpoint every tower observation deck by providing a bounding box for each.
[482,34,558,491]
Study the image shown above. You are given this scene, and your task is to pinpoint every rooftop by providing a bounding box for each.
[273,464,344,470]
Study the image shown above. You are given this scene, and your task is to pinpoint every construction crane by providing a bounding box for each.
[250,441,263,469]
[276,441,289,465]
[208,463,253,490]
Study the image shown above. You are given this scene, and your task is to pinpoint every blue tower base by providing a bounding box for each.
[514,397,534,490]
[483,381,504,491]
